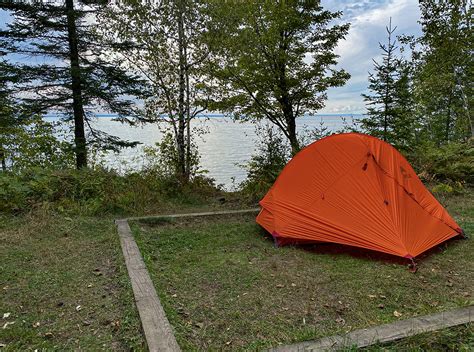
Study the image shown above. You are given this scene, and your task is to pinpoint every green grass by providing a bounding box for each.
[0,210,145,351]
[360,323,474,351]
[131,190,474,351]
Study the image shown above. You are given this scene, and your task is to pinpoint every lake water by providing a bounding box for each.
[87,115,360,188]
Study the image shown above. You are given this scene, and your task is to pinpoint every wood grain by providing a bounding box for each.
[116,219,181,352]
[123,208,260,222]
[270,305,474,351]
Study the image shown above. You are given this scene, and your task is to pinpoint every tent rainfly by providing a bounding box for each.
[257,133,464,259]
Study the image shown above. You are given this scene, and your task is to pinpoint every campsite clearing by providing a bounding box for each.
[0,190,472,350]
[130,190,473,351]
[0,213,145,351]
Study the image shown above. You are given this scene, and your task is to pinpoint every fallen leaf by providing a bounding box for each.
[368,294,377,299]
[87,284,93,288]
[171,294,178,298]
[378,304,385,309]
[335,317,345,325]
[2,322,15,329]
[75,305,82,312]
[380,295,387,299]
[276,284,284,288]
[44,332,53,339]
[33,321,40,328]
[462,292,470,297]
[195,322,204,329]
[393,311,402,317]
[3,313,11,319]
[225,341,231,345]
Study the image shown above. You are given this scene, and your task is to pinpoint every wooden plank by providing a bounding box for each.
[124,208,260,222]
[116,219,181,352]
[270,305,473,351]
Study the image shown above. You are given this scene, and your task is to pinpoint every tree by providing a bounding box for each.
[206,0,350,155]
[0,62,16,171]
[0,1,146,169]
[361,19,400,143]
[409,0,473,143]
[0,60,72,171]
[392,60,417,150]
[103,0,210,182]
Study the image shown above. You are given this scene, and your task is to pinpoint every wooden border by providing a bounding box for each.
[269,305,474,351]
[116,219,181,352]
[116,209,473,351]
[124,208,260,222]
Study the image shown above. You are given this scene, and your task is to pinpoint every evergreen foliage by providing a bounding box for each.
[404,0,473,143]
[361,19,417,151]
[0,1,146,168]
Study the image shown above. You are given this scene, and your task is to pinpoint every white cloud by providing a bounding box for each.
[320,0,421,114]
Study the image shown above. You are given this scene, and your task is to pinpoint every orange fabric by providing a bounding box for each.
[256,133,462,258]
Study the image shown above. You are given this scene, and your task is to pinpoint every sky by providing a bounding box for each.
[0,0,422,115]
[321,0,422,114]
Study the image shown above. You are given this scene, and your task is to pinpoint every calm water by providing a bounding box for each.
[87,115,360,188]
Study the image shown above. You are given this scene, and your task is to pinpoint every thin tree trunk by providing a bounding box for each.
[0,148,6,171]
[445,94,452,142]
[184,12,192,180]
[65,0,87,169]
[176,0,187,181]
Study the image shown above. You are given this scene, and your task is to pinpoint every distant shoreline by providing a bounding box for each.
[44,113,364,119]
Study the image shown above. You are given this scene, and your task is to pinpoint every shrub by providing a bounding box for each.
[408,139,474,185]
[0,167,219,215]
[239,125,290,201]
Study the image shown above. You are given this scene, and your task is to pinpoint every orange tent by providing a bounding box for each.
[257,133,463,259]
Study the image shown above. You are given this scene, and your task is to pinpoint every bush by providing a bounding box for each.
[408,139,474,185]
[239,125,290,201]
[0,167,219,215]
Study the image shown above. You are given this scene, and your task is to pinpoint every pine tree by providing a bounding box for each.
[392,60,417,151]
[0,1,146,168]
[361,19,399,143]
[412,0,473,143]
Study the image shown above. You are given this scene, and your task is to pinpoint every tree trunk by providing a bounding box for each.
[65,0,87,169]
[0,148,6,172]
[184,9,192,180]
[286,116,299,156]
[445,94,452,142]
[176,0,187,182]
[277,32,299,156]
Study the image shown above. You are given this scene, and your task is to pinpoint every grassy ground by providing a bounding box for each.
[131,190,473,351]
[360,323,473,351]
[0,210,145,351]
